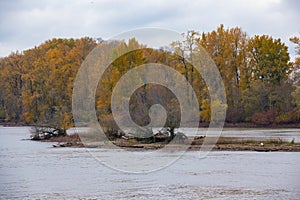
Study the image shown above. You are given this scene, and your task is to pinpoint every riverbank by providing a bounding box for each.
[1,121,300,128]
[43,134,300,152]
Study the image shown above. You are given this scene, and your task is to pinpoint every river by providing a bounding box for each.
[1,126,300,199]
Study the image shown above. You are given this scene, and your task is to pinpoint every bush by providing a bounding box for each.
[282,109,300,123]
[252,108,278,125]
[103,127,125,140]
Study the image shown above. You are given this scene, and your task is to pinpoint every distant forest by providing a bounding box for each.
[0,25,299,131]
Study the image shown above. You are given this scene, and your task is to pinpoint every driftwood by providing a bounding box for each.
[152,129,188,143]
[30,126,66,140]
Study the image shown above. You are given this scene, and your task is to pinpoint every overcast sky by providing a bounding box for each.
[0,0,299,58]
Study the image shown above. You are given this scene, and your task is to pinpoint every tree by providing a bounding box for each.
[247,35,291,85]
[0,37,97,131]
[0,52,24,122]
[96,39,146,133]
[244,35,294,121]
[0,26,298,131]
[241,78,295,122]
[200,99,211,122]
[292,86,300,120]
[198,25,248,122]
[290,34,300,120]
[290,35,300,86]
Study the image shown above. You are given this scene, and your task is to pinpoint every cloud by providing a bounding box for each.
[0,0,299,58]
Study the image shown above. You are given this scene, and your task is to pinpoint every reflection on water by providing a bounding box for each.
[1,127,300,199]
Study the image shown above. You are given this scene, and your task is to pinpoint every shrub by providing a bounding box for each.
[252,108,278,125]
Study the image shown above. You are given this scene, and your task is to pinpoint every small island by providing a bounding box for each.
[29,126,300,152]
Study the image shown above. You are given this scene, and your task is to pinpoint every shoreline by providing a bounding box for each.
[1,122,300,128]
[43,134,300,152]
[1,124,299,151]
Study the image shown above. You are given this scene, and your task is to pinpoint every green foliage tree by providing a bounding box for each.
[243,35,293,123]
[247,35,291,85]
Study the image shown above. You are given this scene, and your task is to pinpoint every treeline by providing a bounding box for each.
[198,26,300,124]
[0,25,300,131]
[0,37,97,130]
